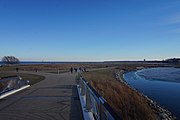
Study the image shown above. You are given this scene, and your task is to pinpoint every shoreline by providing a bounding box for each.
[1,63,178,119]
[115,67,176,120]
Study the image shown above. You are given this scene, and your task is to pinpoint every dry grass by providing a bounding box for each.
[0,73,45,85]
[83,69,159,120]
[0,63,113,72]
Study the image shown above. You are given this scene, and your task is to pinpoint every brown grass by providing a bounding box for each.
[0,63,113,72]
[83,69,159,120]
[0,73,45,85]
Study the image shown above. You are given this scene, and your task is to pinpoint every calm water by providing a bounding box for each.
[124,67,180,119]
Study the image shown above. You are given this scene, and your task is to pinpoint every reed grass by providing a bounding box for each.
[83,69,159,120]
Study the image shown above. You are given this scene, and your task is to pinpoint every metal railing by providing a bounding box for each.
[77,76,121,120]
[0,76,29,95]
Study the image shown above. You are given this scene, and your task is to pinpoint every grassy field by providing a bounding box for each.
[83,69,159,120]
[44,70,69,74]
[0,73,45,85]
[0,63,114,72]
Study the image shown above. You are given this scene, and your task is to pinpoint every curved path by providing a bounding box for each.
[0,71,83,120]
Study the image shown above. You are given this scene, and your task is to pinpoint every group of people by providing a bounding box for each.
[70,67,87,73]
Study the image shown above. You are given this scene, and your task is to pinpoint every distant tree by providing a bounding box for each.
[165,58,180,64]
[2,56,20,64]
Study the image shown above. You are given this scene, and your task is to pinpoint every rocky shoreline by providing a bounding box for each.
[115,69,177,120]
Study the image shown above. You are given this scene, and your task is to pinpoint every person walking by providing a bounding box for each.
[16,67,19,72]
[74,68,77,73]
[84,68,87,72]
[79,67,82,72]
[70,67,73,73]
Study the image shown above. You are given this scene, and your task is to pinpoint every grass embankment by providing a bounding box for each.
[0,73,45,85]
[83,69,159,120]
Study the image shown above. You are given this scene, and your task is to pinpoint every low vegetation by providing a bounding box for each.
[0,63,113,72]
[83,69,159,120]
[44,70,69,74]
[0,73,45,85]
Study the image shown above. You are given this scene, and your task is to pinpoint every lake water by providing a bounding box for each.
[123,67,180,119]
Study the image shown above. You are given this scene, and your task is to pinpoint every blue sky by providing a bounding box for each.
[0,0,180,61]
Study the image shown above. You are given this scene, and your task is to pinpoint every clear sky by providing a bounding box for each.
[0,0,180,61]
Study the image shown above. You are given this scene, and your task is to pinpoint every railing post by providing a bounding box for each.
[80,78,85,96]
[99,97,105,120]
[77,77,121,120]
[79,77,82,94]
[98,102,101,120]
[85,86,92,112]
[76,73,81,84]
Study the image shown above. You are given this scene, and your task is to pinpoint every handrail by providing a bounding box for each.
[77,75,121,120]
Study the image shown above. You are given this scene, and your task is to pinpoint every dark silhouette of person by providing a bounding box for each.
[79,67,82,72]
[84,68,87,72]
[70,67,73,73]
[74,68,77,73]
[16,67,19,72]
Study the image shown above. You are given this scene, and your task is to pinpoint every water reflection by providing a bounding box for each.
[124,67,180,119]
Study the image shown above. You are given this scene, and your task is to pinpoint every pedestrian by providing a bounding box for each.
[70,67,73,73]
[74,68,77,73]
[16,67,19,72]
[35,68,38,72]
[79,67,82,72]
[84,68,87,72]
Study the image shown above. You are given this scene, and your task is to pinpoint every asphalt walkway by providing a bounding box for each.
[0,72,83,120]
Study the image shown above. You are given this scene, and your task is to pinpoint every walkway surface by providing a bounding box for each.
[0,71,83,120]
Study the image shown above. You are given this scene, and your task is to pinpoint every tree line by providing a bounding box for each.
[1,56,20,64]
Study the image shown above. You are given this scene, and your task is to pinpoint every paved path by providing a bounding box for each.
[0,72,83,120]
